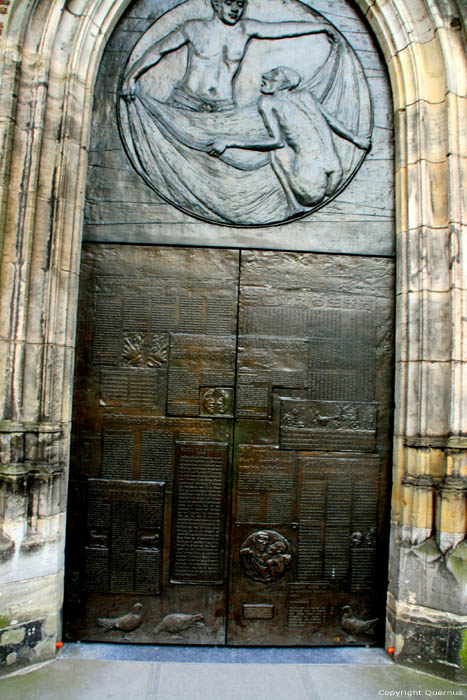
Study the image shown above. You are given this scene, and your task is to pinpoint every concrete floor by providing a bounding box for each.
[1,645,465,700]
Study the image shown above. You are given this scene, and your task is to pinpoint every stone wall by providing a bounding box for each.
[0,0,465,680]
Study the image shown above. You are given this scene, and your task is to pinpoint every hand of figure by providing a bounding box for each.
[355,134,371,150]
[208,138,229,157]
[121,75,137,102]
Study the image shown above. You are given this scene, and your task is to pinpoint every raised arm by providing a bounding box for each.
[209,100,283,157]
[320,105,371,150]
[122,28,187,100]
[245,19,336,41]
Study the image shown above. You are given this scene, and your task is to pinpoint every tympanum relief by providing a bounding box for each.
[119,0,372,226]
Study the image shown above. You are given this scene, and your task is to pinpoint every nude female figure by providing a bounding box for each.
[122,0,336,106]
[208,66,371,212]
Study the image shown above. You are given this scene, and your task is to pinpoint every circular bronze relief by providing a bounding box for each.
[240,530,293,583]
[118,0,372,228]
[201,388,231,416]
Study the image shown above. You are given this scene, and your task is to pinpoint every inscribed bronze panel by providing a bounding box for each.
[171,442,229,585]
[235,446,296,525]
[84,479,164,596]
[280,399,377,452]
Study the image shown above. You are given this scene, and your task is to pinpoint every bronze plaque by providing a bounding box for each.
[170,442,229,585]
[66,246,393,647]
[85,479,164,596]
[280,399,377,452]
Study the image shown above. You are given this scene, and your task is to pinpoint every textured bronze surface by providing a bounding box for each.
[226,250,393,645]
[65,246,393,646]
[65,246,237,644]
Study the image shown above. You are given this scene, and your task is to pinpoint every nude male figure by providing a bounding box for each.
[122,0,336,107]
[208,66,370,212]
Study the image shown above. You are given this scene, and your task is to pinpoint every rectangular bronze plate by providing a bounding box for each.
[242,604,275,620]
[170,442,229,585]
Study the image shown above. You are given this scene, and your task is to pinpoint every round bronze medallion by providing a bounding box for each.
[240,530,293,583]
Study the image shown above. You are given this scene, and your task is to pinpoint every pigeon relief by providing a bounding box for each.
[153,613,205,638]
[97,602,144,634]
[339,605,378,640]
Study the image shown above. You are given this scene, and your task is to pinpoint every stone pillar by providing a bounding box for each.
[0,0,84,674]
[372,0,467,680]
[0,422,69,669]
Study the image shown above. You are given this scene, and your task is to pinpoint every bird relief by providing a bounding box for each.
[118,0,372,227]
[97,602,144,637]
[153,613,205,638]
[339,605,378,641]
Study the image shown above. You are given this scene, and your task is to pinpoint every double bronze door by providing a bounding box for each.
[65,245,394,646]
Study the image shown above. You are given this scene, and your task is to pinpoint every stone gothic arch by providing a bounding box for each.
[0,0,465,680]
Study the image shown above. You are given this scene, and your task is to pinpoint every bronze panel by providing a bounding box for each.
[168,334,236,417]
[242,604,275,620]
[85,478,164,596]
[235,446,296,525]
[280,399,377,452]
[170,442,229,585]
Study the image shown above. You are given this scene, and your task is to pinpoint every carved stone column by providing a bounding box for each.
[0,421,68,669]
[377,0,467,677]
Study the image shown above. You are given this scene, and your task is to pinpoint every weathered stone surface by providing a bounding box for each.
[387,593,467,682]
[0,571,62,676]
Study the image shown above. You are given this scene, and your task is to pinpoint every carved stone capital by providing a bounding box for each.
[0,423,65,482]
[0,421,63,434]
[446,436,467,450]
[438,476,467,494]
[28,463,65,478]
[401,473,442,489]
[0,463,29,483]
[404,436,449,449]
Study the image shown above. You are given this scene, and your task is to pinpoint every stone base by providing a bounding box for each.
[0,571,62,676]
[387,594,467,682]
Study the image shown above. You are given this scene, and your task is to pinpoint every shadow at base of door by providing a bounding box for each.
[59,642,391,665]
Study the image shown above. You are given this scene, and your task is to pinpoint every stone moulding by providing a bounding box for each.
[0,0,466,680]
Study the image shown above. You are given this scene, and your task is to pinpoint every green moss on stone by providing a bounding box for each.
[459,628,467,670]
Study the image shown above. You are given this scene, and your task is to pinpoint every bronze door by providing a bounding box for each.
[227,250,393,645]
[65,245,393,646]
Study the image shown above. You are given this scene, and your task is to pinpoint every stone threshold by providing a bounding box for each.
[60,642,391,665]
